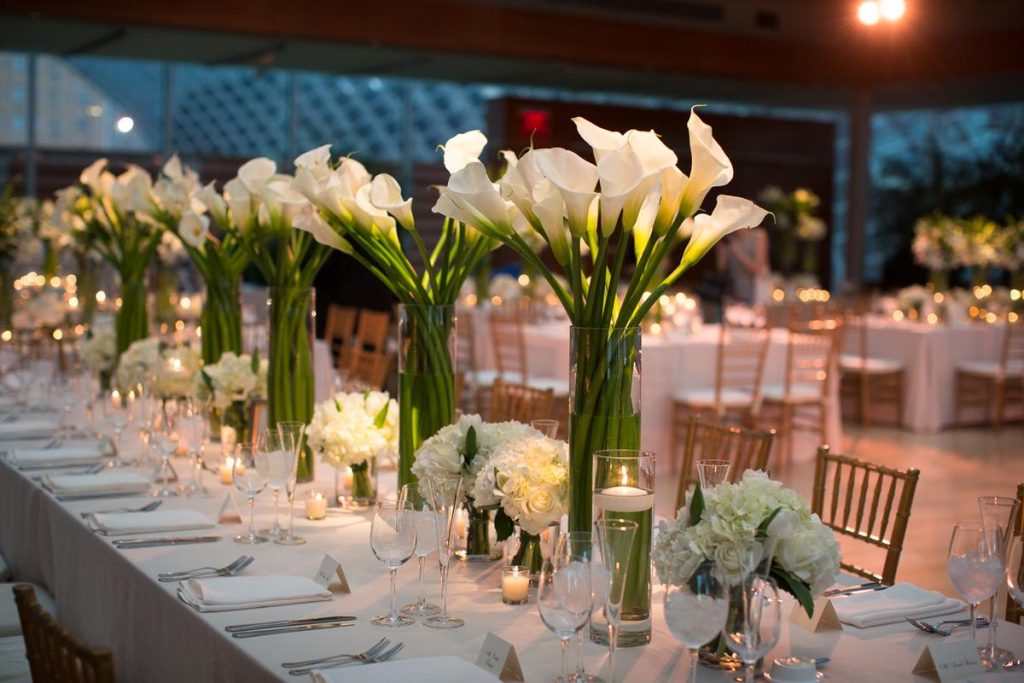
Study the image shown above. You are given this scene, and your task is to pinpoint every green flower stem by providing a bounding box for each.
[75,257,98,325]
[115,274,149,356]
[41,243,60,279]
[200,277,242,365]
[268,287,315,482]
[465,505,492,558]
[511,531,544,574]
[350,460,375,501]
[154,265,178,325]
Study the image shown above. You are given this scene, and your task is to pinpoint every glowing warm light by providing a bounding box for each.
[96,290,107,303]
[649,322,662,335]
[52,329,63,341]
[174,320,185,331]
[67,274,76,285]
[933,292,944,304]
[858,1,881,25]
[985,312,997,324]
[674,293,686,305]
[658,294,670,307]
[926,313,938,325]
[465,294,478,307]
[115,116,134,133]
[180,296,192,309]
[48,277,60,287]
[969,305,980,317]
[772,288,785,302]
[490,295,503,306]
[517,274,530,287]
[196,326,202,338]
[114,297,122,308]
[619,465,629,487]
[879,0,906,21]
[1009,312,1019,323]
[1,330,11,342]
[892,310,904,321]
[73,324,85,335]
[1011,289,1021,301]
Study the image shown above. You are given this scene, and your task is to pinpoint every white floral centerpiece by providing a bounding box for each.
[115,337,200,398]
[307,390,398,504]
[12,290,65,330]
[80,323,117,387]
[192,351,267,447]
[653,470,840,619]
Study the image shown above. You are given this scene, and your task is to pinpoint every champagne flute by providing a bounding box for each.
[233,444,270,544]
[258,431,289,540]
[594,519,638,683]
[978,495,1020,667]
[721,575,782,683]
[947,522,1005,655]
[1006,533,1023,611]
[369,500,417,627]
[538,545,592,682]
[402,501,441,617]
[275,421,306,546]
[664,564,729,683]
[425,473,465,629]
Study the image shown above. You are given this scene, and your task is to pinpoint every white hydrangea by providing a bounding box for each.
[115,337,200,398]
[307,390,398,469]
[192,352,267,410]
[653,470,840,594]
[12,290,66,329]
[472,435,568,535]
[80,324,117,373]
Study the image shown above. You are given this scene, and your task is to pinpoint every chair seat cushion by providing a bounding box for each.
[0,635,30,682]
[840,355,904,374]
[761,383,822,403]
[955,360,1024,378]
[673,388,755,408]
[0,584,55,638]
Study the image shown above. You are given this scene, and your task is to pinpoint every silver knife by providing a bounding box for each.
[828,585,890,598]
[231,622,354,639]
[226,615,357,633]
[113,536,220,548]
[56,492,149,502]
[823,582,882,597]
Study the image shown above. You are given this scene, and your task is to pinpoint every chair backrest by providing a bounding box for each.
[347,349,392,390]
[456,309,478,376]
[811,446,920,584]
[784,318,843,399]
[1000,319,1024,372]
[324,305,357,368]
[14,584,114,683]
[715,324,770,410]
[486,379,554,424]
[346,310,390,372]
[1008,482,1024,624]
[675,416,775,510]
[489,310,528,379]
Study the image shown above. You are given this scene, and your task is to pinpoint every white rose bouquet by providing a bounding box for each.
[80,323,117,379]
[307,390,398,502]
[115,337,200,398]
[653,470,840,618]
[192,351,267,410]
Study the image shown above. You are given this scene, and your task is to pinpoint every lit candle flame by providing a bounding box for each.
[619,465,628,487]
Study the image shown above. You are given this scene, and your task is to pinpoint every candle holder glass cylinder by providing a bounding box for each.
[591,449,655,647]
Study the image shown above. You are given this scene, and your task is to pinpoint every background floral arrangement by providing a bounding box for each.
[913,213,1023,274]
[307,390,399,470]
[80,323,117,375]
[759,185,827,275]
[114,337,200,397]
[192,351,267,410]
[653,470,840,617]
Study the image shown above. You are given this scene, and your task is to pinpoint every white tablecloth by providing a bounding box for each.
[468,313,843,462]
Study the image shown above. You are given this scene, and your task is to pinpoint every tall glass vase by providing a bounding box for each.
[116,274,149,356]
[397,304,456,499]
[268,287,315,482]
[201,276,242,365]
[154,265,178,328]
[75,257,99,325]
[41,243,60,279]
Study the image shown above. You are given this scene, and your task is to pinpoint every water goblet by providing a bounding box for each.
[178,407,208,497]
[370,500,417,627]
[275,421,306,545]
[425,473,465,629]
[664,565,729,683]
[402,502,441,617]
[530,419,560,438]
[259,431,290,540]
[947,522,1005,656]
[594,519,638,683]
[696,459,731,490]
[721,575,782,683]
[556,532,604,683]
[978,495,1020,668]
[233,444,270,544]
[149,416,180,498]
[538,547,593,682]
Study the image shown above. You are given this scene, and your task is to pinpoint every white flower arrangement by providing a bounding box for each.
[471,435,568,535]
[307,390,398,470]
[653,470,840,617]
[192,351,267,410]
[12,290,65,330]
[115,337,200,397]
[80,324,117,374]
[795,214,826,241]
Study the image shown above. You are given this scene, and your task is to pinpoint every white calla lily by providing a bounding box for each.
[595,145,644,237]
[432,160,512,234]
[678,195,768,271]
[572,117,626,162]
[179,211,210,248]
[498,149,545,224]
[679,107,733,218]
[223,178,253,231]
[631,189,662,256]
[369,174,414,230]
[534,148,599,237]
[237,158,277,194]
[533,194,571,267]
[294,206,353,254]
[442,130,488,174]
[624,129,677,176]
[294,145,333,181]
[353,183,399,246]
[80,158,108,193]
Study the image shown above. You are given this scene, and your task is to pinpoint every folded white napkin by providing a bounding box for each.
[11,444,107,467]
[313,657,500,683]
[177,576,332,612]
[0,417,59,440]
[88,509,215,536]
[44,471,151,496]
[832,582,965,628]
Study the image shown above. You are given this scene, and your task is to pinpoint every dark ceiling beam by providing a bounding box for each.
[3,0,1022,87]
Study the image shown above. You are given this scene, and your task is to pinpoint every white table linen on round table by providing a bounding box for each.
[4,456,1022,682]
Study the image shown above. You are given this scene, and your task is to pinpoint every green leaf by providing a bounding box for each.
[250,348,259,374]
[334,398,342,412]
[757,507,783,539]
[771,566,815,619]
[373,400,389,429]
[463,426,478,470]
[200,369,213,392]
[493,508,514,542]
[689,483,705,527]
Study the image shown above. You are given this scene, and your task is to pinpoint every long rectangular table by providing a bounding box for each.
[3,454,1023,681]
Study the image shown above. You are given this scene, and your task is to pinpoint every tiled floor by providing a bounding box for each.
[654,424,1024,597]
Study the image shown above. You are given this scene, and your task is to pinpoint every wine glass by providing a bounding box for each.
[369,500,417,627]
[149,408,179,498]
[664,564,729,683]
[233,444,270,544]
[696,459,731,490]
[721,575,782,683]
[594,519,638,683]
[947,522,1005,655]
[258,431,290,540]
[538,545,592,682]
[275,421,306,546]
[557,532,603,683]
[530,419,560,438]
[978,495,1020,668]
[1006,533,1023,611]
[425,473,465,629]
[178,401,208,497]
[402,501,441,617]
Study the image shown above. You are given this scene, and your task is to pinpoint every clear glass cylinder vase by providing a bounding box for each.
[267,287,316,482]
[153,265,178,327]
[397,304,456,498]
[116,274,149,356]
[201,276,243,365]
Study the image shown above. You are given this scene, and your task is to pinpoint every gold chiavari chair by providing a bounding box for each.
[488,310,568,396]
[811,446,920,585]
[954,318,1024,428]
[670,324,769,467]
[456,309,489,414]
[758,317,843,466]
[347,349,392,390]
[486,379,555,424]
[324,304,357,369]
[352,310,390,357]
[14,584,114,683]
[674,416,775,511]
[839,311,904,427]
[1008,482,1024,624]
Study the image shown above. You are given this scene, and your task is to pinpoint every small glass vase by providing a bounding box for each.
[267,287,315,482]
[461,504,492,562]
[201,276,242,365]
[397,304,456,500]
[509,528,544,576]
[116,274,149,356]
[348,458,377,509]
[220,400,251,449]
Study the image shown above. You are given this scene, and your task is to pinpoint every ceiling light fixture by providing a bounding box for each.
[115,116,134,133]
[879,0,906,21]
[858,0,905,25]
[857,1,882,25]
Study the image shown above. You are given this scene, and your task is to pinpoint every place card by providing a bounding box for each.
[217,493,242,525]
[790,597,842,632]
[313,554,350,594]
[911,640,984,682]
[476,631,524,682]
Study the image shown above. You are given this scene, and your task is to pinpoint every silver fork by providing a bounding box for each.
[906,616,988,636]
[81,500,163,518]
[282,638,390,670]
[288,642,403,676]
[157,556,253,581]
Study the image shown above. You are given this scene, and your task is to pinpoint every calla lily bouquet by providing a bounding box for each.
[432,107,768,536]
[294,136,496,491]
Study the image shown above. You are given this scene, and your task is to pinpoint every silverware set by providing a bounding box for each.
[281,637,404,675]
[158,555,254,582]
[80,500,163,518]
[113,536,220,550]
[905,616,989,636]
[57,492,150,502]
[823,582,889,598]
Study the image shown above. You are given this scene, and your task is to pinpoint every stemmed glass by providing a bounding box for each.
[538,541,592,682]
[233,444,270,544]
[530,419,560,438]
[425,473,465,629]
[594,519,638,683]
[275,421,306,546]
[1006,533,1023,611]
[696,460,731,490]
[259,431,290,540]
[722,575,782,683]
[664,564,729,683]
[369,500,417,627]
[947,522,1005,656]
[559,532,603,683]
[149,404,180,498]
[402,501,441,617]
[178,401,208,497]
[106,393,131,466]
[978,495,1020,668]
